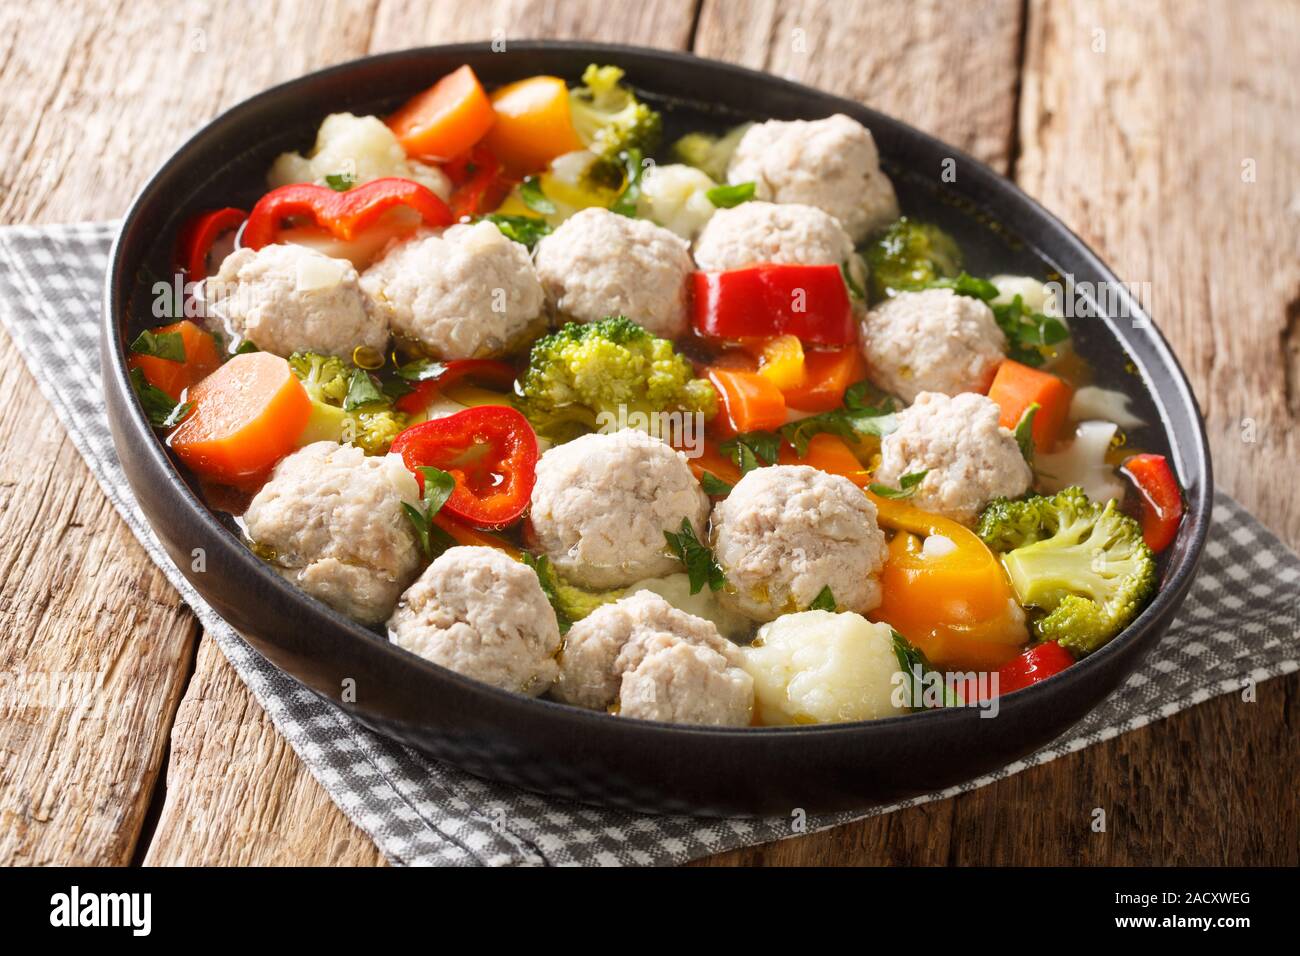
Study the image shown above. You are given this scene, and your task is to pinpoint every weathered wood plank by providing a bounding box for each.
[1016,0,1300,549]
[0,0,383,866]
[692,0,1025,173]
[143,638,387,867]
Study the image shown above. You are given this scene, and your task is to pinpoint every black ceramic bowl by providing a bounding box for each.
[103,42,1212,815]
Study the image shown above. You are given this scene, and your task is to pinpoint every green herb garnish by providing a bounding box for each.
[610,148,646,218]
[129,367,184,428]
[325,172,356,191]
[808,585,837,612]
[868,470,928,500]
[402,466,458,560]
[480,213,554,250]
[129,329,186,363]
[343,368,387,411]
[664,517,725,594]
[705,181,755,208]
[520,176,556,215]
[719,431,781,475]
[700,472,734,496]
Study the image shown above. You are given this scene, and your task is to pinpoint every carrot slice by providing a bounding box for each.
[483,75,585,175]
[388,65,496,161]
[128,320,221,401]
[782,347,866,413]
[169,352,311,486]
[432,513,522,560]
[706,367,787,436]
[987,359,1073,452]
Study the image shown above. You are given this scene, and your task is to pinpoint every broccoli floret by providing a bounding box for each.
[518,316,717,442]
[289,351,350,404]
[290,351,407,455]
[861,217,963,301]
[670,123,752,181]
[523,552,622,631]
[568,64,663,163]
[976,487,1157,655]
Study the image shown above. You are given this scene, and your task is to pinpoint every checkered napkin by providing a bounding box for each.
[2,222,1297,867]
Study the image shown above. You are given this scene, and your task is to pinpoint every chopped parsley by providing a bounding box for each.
[479,213,553,250]
[129,367,186,428]
[129,329,186,363]
[664,517,725,595]
[808,585,837,612]
[401,466,458,560]
[719,431,781,475]
[324,172,357,191]
[1014,402,1040,465]
[868,469,928,500]
[519,176,556,215]
[700,471,735,496]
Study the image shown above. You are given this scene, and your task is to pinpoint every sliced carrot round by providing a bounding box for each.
[128,320,221,401]
[169,352,311,486]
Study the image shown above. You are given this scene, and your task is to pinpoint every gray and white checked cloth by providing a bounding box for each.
[1,221,1297,866]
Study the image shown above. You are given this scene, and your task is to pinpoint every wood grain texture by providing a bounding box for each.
[692,0,1024,172]
[142,639,387,866]
[0,0,1294,868]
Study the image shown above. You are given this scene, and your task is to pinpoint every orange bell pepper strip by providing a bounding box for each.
[782,348,867,413]
[483,76,585,175]
[987,359,1073,452]
[169,352,312,488]
[754,335,806,391]
[778,433,871,487]
[867,491,1028,671]
[707,367,787,436]
[388,65,496,161]
[128,320,222,401]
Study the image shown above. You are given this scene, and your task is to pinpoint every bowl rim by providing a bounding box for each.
[103,39,1214,740]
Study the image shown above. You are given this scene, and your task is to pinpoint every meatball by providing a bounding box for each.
[387,546,561,696]
[741,611,908,725]
[533,207,694,338]
[203,244,385,358]
[725,114,899,242]
[553,591,750,725]
[528,429,709,589]
[860,288,1006,402]
[875,391,1032,525]
[360,220,545,359]
[692,200,857,273]
[711,465,888,622]
[243,443,421,625]
[619,640,753,726]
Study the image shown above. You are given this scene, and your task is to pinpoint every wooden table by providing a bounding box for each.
[1,0,1295,867]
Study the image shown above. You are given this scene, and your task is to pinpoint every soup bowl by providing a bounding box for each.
[102,42,1212,815]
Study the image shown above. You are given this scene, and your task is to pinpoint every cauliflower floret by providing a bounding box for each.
[711,465,888,622]
[202,244,386,359]
[990,274,1062,317]
[553,591,749,726]
[875,391,1032,526]
[635,162,719,239]
[528,429,710,589]
[860,288,1006,402]
[360,220,545,359]
[533,207,694,338]
[741,610,908,725]
[692,200,858,273]
[388,546,561,696]
[1036,420,1127,504]
[726,114,899,242]
[243,443,421,625]
[268,112,451,198]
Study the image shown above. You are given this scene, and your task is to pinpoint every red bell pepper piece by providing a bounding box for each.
[1121,453,1184,552]
[389,405,538,530]
[995,642,1075,696]
[392,359,518,414]
[444,145,516,219]
[174,207,247,282]
[692,264,857,346]
[241,177,453,249]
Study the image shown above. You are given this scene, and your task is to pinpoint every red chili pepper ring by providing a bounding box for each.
[390,405,538,530]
